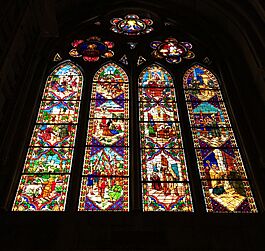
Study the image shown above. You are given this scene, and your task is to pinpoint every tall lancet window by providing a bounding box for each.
[183,65,257,213]
[79,63,130,211]
[12,62,83,211]
[139,64,193,212]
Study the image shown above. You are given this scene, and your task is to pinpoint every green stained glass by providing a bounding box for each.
[139,64,193,212]
[24,147,74,173]
[13,62,83,211]
[183,64,257,213]
[79,62,130,211]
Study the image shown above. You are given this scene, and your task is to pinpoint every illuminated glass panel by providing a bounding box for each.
[69,36,114,62]
[150,38,195,64]
[139,64,193,212]
[110,14,153,35]
[79,63,129,211]
[183,65,257,213]
[12,62,83,211]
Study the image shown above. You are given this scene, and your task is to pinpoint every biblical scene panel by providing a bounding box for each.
[138,65,174,87]
[140,122,182,148]
[24,147,73,173]
[139,102,179,122]
[184,89,223,102]
[37,100,80,123]
[87,119,128,147]
[191,127,237,148]
[30,124,76,147]
[186,101,231,127]
[79,176,129,211]
[83,147,128,176]
[12,174,69,211]
[43,68,83,100]
[93,63,129,82]
[195,148,247,180]
[91,82,128,100]
[183,65,219,89]
[89,99,128,119]
[141,148,188,181]
[139,87,176,103]
[202,180,257,213]
[142,182,193,212]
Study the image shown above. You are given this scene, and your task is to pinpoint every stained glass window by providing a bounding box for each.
[110,14,153,35]
[139,64,193,211]
[183,65,257,213]
[150,38,195,64]
[69,36,114,62]
[12,62,83,211]
[79,63,129,211]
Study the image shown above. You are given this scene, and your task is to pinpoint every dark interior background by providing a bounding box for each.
[0,0,264,250]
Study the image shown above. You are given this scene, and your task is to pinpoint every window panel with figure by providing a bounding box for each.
[13,61,83,211]
[79,62,130,211]
[183,64,257,213]
[139,64,193,212]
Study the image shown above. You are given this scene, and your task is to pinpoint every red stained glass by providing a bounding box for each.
[69,37,114,62]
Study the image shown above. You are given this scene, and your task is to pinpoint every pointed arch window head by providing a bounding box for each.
[12,61,83,211]
[139,64,193,212]
[79,62,130,211]
[183,64,257,213]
